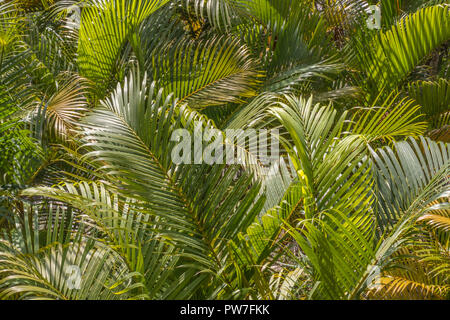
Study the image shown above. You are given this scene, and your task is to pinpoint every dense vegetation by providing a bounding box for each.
[0,0,449,300]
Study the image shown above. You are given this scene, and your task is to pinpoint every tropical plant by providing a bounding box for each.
[0,0,448,300]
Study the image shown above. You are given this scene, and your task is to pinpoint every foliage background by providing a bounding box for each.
[0,0,449,300]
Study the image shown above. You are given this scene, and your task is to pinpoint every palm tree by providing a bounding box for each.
[0,0,448,300]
